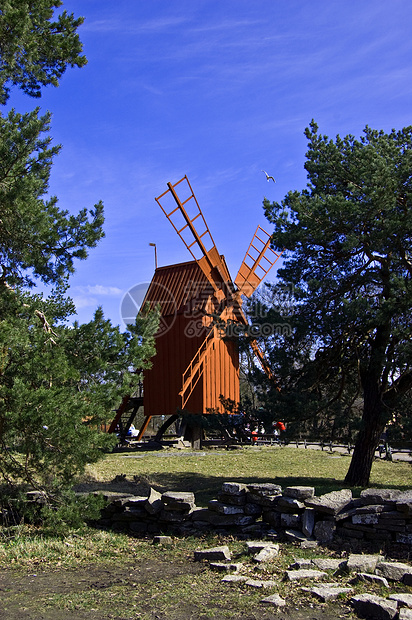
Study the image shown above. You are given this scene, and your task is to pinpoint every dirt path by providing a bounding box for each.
[0,559,352,620]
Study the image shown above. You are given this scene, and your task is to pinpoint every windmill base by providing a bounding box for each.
[142,413,204,449]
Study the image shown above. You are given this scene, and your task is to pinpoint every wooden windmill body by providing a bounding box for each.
[110,176,282,442]
[141,259,240,418]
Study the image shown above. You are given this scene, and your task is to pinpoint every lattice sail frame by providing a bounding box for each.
[155,176,231,292]
[235,226,283,298]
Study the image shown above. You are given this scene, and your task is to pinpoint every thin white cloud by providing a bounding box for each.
[84,16,188,34]
[71,295,98,309]
[70,285,123,312]
[86,285,123,296]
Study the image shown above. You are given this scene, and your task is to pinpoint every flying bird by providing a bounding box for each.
[262,170,276,183]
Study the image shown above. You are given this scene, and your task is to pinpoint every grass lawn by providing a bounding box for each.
[84,444,412,506]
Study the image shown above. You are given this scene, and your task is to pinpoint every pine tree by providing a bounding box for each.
[263,121,412,486]
[0,2,159,515]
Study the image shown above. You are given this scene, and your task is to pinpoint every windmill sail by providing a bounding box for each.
[155,176,232,292]
[235,226,282,297]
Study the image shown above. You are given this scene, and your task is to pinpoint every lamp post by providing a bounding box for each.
[149,243,157,269]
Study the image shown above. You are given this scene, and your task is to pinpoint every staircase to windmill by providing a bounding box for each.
[108,393,144,444]
[180,327,216,411]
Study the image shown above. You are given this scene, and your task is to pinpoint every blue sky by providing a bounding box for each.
[9,0,412,327]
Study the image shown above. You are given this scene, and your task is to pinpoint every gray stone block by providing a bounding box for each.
[218,492,246,506]
[388,593,412,608]
[308,584,352,602]
[112,495,136,507]
[162,491,195,508]
[302,508,315,537]
[352,513,379,525]
[253,545,279,563]
[247,482,282,496]
[194,545,231,562]
[376,561,412,582]
[260,593,286,607]
[209,562,243,573]
[280,513,301,528]
[305,489,352,515]
[351,594,398,620]
[247,493,281,507]
[288,558,312,569]
[277,496,305,511]
[334,498,363,521]
[347,554,382,573]
[221,574,248,584]
[125,496,148,507]
[355,572,389,588]
[284,486,315,500]
[221,482,247,495]
[360,488,402,505]
[355,503,389,514]
[285,569,327,581]
[312,558,346,571]
[160,509,191,522]
[153,535,173,545]
[245,578,277,588]
[145,488,163,515]
[299,539,319,549]
[208,500,245,515]
[313,520,336,543]
[246,540,279,554]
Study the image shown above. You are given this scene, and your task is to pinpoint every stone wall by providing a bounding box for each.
[96,483,412,547]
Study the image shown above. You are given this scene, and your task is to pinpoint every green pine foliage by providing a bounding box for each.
[0,289,158,497]
[0,0,86,103]
[0,107,105,287]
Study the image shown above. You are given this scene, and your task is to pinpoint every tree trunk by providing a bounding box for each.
[344,378,386,487]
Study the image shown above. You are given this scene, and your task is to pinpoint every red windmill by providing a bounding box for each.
[109,176,282,445]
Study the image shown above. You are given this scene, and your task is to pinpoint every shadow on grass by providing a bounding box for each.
[145,472,345,506]
[77,471,412,507]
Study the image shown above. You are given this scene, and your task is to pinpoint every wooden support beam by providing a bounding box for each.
[108,395,130,434]
[137,415,152,441]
